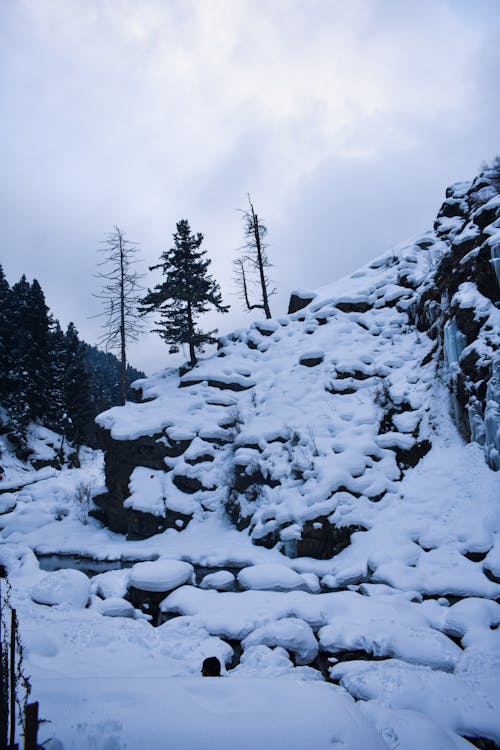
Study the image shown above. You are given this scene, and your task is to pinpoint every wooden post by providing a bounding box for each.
[9,610,16,749]
[24,702,38,750]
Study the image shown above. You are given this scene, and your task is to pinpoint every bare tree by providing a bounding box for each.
[234,195,275,319]
[94,226,143,405]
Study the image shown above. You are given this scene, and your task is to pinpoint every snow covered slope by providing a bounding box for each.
[1,165,499,749]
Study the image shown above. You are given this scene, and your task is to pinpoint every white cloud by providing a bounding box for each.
[0,0,499,373]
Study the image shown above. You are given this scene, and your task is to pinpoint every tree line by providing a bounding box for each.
[0,266,144,458]
[0,195,273,457]
[98,197,275,399]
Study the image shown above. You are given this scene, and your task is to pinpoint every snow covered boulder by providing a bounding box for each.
[242,618,319,665]
[299,350,325,367]
[0,493,16,514]
[319,619,461,671]
[129,559,195,593]
[94,597,136,618]
[288,289,317,314]
[32,569,91,609]
[231,645,322,681]
[199,570,235,591]
[237,564,310,592]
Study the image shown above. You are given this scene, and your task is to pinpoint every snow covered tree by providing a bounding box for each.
[25,279,51,420]
[46,320,67,434]
[4,275,32,452]
[234,196,275,319]
[140,220,229,366]
[0,265,12,403]
[64,322,93,447]
[94,226,144,405]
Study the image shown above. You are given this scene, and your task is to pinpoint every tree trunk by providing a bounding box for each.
[251,209,271,319]
[9,610,15,749]
[186,300,196,366]
[119,233,127,405]
[24,703,38,750]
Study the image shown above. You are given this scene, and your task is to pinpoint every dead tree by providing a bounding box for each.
[234,196,275,319]
[93,226,143,405]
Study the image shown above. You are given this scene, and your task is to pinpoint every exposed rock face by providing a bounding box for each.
[288,289,317,314]
[93,426,192,536]
[95,164,499,551]
[413,165,500,469]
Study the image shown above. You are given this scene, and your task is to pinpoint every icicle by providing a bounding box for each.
[484,353,500,470]
[490,244,500,291]
[443,318,467,369]
[283,539,298,558]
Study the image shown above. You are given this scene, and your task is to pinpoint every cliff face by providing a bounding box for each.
[95,165,499,552]
[414,166,500,469]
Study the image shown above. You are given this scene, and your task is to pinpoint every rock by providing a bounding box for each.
[288,289,317,314]
[237,564,310,592]
[294,518,363,560]
[299,351,324,367]
[95,597,135,618]
[242,618,319,665]
[129,559,195,592]
[32,569,91,609]
[199,570,236,591]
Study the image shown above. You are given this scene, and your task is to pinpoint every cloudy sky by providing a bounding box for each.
[1,0,499,374]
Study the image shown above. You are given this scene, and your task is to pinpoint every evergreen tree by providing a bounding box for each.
[26,279,51,420]
[4,276,32,451]
[64,322,93,446]
[140,220,229,365]
[83,343,144,415]
[0,265,12,404]
[46,320,67,433]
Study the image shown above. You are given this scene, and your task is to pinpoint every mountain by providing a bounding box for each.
[1,164,499,749]
[95,163,499,549]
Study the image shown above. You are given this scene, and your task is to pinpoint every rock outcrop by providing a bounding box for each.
[95,164,500,551]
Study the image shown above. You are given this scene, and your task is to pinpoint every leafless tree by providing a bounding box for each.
[234,196,275,319]
[94,226,143,405]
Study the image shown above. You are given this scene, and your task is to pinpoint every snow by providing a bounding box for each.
[242,617,319,665]
[237,563,311,592]
[129,559,194,592]
[1,174,500,747]
[331,659,500,745]
[35,677,387,750]
[199,570,235,590]
[92,596,136,618]
[31,568,91,608]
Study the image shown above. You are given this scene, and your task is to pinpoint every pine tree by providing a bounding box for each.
[64,322,93,447]
[0,265,12,404]
[26,279,51,420]
[46,320,67,434]
[140,220,229,365]
[4,276,32,452]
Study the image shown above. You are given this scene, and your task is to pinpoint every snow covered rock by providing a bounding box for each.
[237,564,310,592]
[242,617,319,665]
[199,570,235,591]
[129,559,194,592]
[94,596,136,618]
[288,289,317,314]
[31,569,91,608]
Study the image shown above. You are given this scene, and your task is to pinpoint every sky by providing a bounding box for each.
[1,0,499,375]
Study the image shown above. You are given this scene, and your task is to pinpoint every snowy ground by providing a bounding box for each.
[1,224,500,748]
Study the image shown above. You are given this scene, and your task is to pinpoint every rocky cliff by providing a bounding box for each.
[95,165,500,559]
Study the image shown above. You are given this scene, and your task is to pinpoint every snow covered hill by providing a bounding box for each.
[1,165,499,749]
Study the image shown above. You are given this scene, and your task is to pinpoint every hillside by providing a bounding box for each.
[1,164,499,749]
